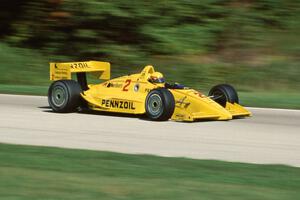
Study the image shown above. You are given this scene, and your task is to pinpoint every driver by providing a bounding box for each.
[148,72,165,84]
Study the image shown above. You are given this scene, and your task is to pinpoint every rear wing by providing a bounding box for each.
[50,61,110,81]
[50,61,110,90]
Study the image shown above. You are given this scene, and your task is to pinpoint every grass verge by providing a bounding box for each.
[239,92,300,109]
[0,84,48,96]
[0,143,299,200]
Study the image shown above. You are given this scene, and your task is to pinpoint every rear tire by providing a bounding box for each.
[145,88,175,121]
[48,80,82,113]
[209,84,239,107]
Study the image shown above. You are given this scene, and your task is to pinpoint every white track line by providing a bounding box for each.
[247,107,300,112]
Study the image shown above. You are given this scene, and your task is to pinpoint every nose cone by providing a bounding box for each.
[170,89,234,121]
[192,98,233,121]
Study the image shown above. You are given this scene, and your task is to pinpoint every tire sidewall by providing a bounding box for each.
[209,84,239,107]
[48,80,82,113]
[48,81,70,112]
[145,88,175,121]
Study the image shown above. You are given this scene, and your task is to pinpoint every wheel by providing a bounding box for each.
[145,88,175,121]
[48,80,82,113]
[208,84,239,107]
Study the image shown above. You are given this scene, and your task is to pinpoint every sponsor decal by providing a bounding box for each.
[194,91,206,98]
[70,62,90,69]
[176,114,185,118]
[176,96,190,107]
[53,66,69,80]
[101,99,136,110]
[54,71,68,75]
[110,83,123,88]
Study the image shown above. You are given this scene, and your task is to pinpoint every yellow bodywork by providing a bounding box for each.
[50,61,251,121]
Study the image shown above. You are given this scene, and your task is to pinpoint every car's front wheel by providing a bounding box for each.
[145,88,175,121]
[48,80,82,113]
[208,84,239,107]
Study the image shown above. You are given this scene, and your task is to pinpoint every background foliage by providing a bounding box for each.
[0,0,299,95]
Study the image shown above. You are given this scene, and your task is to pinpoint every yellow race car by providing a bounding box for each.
[48,61,251,121]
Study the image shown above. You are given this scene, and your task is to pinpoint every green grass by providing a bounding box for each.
[0,143,299,200]
[240,92,300,109]
[0,84,48,96]
[0,43,49,86]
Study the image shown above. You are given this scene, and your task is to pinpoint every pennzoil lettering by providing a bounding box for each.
[101,99,135,110]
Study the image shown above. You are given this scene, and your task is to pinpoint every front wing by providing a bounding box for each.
[170,89,251,121]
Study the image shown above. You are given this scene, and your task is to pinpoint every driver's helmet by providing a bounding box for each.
[149,72,165,83]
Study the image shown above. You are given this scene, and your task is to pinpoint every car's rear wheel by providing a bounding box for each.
[48,80,82,113]
[208,84,239,107]
[145,88,175,121]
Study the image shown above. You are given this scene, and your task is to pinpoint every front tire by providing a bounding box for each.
[48,80,82,113]
[145,88,175,121]
[208,84,239,107]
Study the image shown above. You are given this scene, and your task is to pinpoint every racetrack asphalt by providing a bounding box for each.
[0,94,299,167]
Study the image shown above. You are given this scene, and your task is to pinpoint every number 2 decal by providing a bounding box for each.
[122,79,131,91]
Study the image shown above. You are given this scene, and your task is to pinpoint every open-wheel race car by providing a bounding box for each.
[48,61,251,121]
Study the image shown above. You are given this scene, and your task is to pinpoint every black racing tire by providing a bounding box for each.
[145,88,175,121]
[208,84,239,107]
[48,80,82,113]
